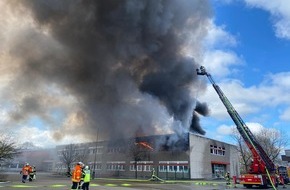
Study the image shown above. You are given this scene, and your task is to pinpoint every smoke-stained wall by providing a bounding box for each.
[1,0,212,143]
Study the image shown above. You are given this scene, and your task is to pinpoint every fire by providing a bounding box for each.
[135,141,154,151]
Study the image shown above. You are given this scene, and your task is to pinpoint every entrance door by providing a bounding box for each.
[212,164,226,179]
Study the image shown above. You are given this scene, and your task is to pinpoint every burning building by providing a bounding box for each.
[55,133,239,179]
[1,0,240,180]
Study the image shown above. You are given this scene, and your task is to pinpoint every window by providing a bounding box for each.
[210,145,225,156]
[106,161,125,171]
[89,146,103,154]
[159,165,167,172]
[129,161,153,171]
[158,161,189,173]
[107,147,122,154]
[89,162,102,170]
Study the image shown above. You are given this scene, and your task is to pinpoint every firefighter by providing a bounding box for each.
[32,166,36,180]
[225,171,231,185]
[78,162,85,189]
[71,162,83,190]
[150,168,157,181]
[20,163,30,183]
[279,174,286,188]
[28,165,36,181]
[82,165,91,190]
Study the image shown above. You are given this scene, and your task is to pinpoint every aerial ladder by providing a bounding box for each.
[196,66,279,188]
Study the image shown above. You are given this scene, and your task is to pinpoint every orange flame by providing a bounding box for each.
[136,141,154,151]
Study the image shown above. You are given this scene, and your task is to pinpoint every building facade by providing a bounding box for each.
[55,133,240,180]
[3,133,239,180]
[189,134,239,179]
[282,149,290,164]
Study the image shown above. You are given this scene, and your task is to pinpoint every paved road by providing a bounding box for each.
[0,172,289,189]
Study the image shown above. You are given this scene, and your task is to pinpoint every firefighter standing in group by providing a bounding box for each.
[82,165,91,190]
[78,162,85,189]
[20,163,30,183]
[71,162,83,190]
[28,165,36,181]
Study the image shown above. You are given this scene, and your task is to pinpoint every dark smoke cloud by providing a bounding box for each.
[3,0,212,142]
[195,101,209,116]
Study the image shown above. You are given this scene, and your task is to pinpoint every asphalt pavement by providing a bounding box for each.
[0,172,289,190]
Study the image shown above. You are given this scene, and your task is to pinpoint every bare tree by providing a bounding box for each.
[59,144,80,175]
[76,145,90,165]
[231,127,289,173]
[231,130,252,173]
[0,134,19,163]
[19,142,40,150]
[59,144,90,175]
[255,128,288,163]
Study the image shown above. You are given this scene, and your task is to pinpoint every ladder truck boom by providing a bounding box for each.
[196,66,277,188]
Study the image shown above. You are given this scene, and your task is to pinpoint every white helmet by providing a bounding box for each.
[85,165,89,170]
[26,163,29,166]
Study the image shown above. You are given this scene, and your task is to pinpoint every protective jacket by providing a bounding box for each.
[71,164,82,182]
[28,166,34,174]
[21,165,29,175]
[83,169,91,183]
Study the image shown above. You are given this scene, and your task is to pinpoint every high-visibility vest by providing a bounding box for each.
[71,165,82,182]
[83,169,91,183]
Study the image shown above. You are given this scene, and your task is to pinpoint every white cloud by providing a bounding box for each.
[217,124,233,135]
[217,122,264,136]
[0,125,90,148]
[203,20,237,48]
[267,72,290,89]
[202,50,241,78]
[201,20,242,78]
[244,0,290,39]
[198,71,290,120]
[280,107,290,121]
[198,80,260,119]
[246,122,264,134]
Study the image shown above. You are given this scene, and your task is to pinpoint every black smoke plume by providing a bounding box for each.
[3,0,212,142]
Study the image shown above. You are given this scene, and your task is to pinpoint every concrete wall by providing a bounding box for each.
[229,145,240,177]
[189,135,210,179]
[189,134,240,179]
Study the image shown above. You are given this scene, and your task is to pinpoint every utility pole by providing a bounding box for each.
[92,128,99,179]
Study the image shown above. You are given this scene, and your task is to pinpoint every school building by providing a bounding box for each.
[55,133,240,179]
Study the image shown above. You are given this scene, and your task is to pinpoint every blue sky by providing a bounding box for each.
[0,0,289,150]
[200,0,290,149]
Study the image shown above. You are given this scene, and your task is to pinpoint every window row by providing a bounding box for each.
[87,161,189,173]
[56,161,189,173]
